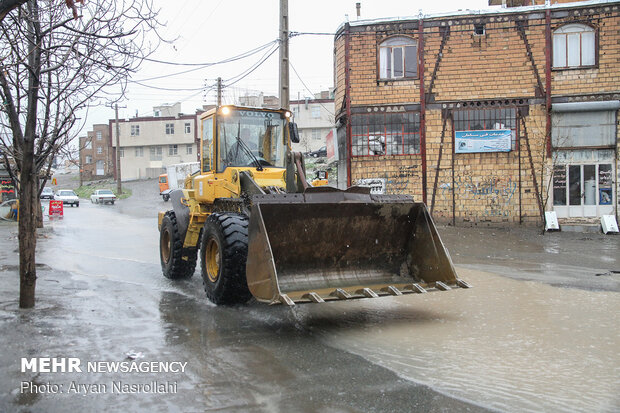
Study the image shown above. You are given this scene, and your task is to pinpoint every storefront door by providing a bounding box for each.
[554,163,614,218]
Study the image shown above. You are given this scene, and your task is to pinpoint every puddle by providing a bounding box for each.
[314,269,620,413]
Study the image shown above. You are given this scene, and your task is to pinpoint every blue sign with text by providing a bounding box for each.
[455,130,512,153]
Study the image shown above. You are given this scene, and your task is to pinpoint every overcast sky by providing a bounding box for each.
[81,0,493,130]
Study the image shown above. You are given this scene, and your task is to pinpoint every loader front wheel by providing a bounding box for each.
[160,211,196,279]
[200,213,252,305]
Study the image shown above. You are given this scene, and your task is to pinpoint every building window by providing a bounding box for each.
[96,147,103,155]
[351,112,420,156]
[85,155,92,164]
[553,24,595,69]
[186,144,193,155]
[135,147,144,157]
[131,125,140,136]
[166,123,174,135]
[96,131,102,140]
[379,36,417,79]
[474,24,485,36]
[312,129,320,140]
[85,140,92,149]
[311,107,321,119]
[185,122,191,134]
[168,144,178,156]
[150,146,162,160]
[454,108,517,150]
[119,148,124,158]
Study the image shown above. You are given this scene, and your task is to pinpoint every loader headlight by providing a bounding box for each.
[220,106,231,115]
[284,111,291,118]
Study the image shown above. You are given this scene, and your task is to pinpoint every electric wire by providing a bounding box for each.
[140,39,278,67]
[289,59,334,117]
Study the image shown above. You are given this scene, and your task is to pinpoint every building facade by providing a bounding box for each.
[111,103,201,181]
[291,90,336,153]
[79,124,113,181]
[334,0,619,225]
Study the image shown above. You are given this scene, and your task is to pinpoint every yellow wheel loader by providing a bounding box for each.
[158,105,470,305]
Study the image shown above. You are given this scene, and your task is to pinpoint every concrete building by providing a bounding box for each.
[290,90,336,153]
[111,103,202,181]
[334,0,620,226]
[238,93,280,109]
[79,124,113,181]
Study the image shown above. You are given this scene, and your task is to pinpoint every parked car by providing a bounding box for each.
[40,187,54,199]
[90,189,117,205]
[54,189,79,207]
[308,146,327,158]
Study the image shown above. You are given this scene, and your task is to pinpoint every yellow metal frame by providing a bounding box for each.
[174,105,294,250]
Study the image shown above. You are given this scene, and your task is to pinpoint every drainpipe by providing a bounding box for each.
[545,9,552,159]
[418,18,427,204]
[345,24,352,187]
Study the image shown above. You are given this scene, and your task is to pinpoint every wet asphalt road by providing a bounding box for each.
[0,178,618,412]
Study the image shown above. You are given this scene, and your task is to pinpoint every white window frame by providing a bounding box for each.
[165,123,174,135]
[119,148,124,158]
[150,146,162,161]
[186,144,193,155]
[168,144,178,156]
[85,140,92,149]
[553,24,596,69]
[96,131,102,140]
[135,147,144,157]
[379,36,417,80]
[96,147,103,155]
[311,107,321,119]
[85,155,92,164]
[130,125,140,136]
[184,122,191,134]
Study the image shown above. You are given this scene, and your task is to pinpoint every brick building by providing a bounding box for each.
[334,0,619,225]
[79,124,113,181]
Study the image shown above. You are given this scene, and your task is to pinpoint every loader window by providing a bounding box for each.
[217,109,286,172]
[202,117,214,172]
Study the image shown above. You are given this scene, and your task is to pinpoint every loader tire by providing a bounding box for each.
[160,211,196,279]
[200,213,252,305]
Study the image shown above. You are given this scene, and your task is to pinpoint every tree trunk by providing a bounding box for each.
[19,138,37,308]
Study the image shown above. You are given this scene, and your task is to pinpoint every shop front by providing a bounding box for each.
[551,101,618,219]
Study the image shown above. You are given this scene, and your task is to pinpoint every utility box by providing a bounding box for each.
[601,215,619,234]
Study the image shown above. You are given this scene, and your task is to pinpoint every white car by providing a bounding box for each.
[54,189,79,207]
[90,189,117,205]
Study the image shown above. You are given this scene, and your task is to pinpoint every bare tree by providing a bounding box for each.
[0,0,162,308]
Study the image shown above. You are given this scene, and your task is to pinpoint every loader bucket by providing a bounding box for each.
[246,187,470,305]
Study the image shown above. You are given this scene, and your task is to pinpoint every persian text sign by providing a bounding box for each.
[49,200,63,218]
[455,130,512,153]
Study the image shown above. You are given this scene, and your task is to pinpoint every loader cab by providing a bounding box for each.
[200,106,295,174]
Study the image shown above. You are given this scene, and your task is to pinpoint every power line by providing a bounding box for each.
[223,43,280,88]
[140,39,278,67]
[289,60,334,117]
[131,81,206,92]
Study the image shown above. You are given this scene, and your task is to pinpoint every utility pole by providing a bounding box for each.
[217,77,222,107]
[114,104,122,195]
[279,0,290,109]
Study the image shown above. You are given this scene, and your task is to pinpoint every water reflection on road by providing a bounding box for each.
[36,200,620,412]
[306,270,619,412]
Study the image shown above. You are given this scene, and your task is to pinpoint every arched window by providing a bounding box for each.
[553,24,595,69]
[379,36,417,79]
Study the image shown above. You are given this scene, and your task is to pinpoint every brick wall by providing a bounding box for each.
[335,2,620,225]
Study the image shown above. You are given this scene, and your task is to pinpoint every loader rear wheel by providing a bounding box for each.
[160,211,196,279]
[200,213,252,305]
